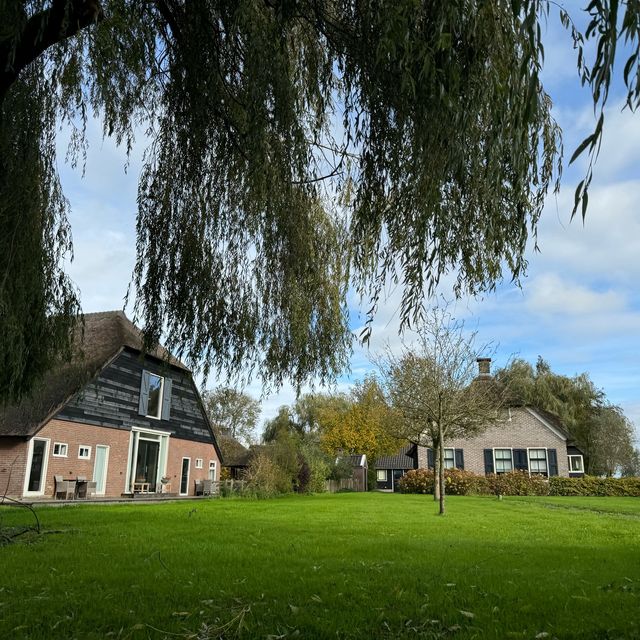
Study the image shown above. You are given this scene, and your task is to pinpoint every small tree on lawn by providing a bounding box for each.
[378,307,505,515]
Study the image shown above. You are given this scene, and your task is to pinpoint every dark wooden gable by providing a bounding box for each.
[55,348,215,444]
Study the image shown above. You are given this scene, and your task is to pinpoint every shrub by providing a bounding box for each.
[398,469,434,494]
[392,468,640,498]
[245,452,294,498]
[486,471,550,496]
[445,468,490,495]
[549,475,640,497]
[398,469,489,495]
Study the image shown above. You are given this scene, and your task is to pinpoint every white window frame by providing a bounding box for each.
[443,448,456,469]
[146,373,164,420]
[376,469,387,482]
[180,457,191,496]
[568,454,584,473]
[52,442,68,458]
[209,460,217,482]
[195,458,203,469]
[23,437,51,497]
[493,448,513,474]
[527,447,548,476]
[78,445,92,460]
[124,426,172,494]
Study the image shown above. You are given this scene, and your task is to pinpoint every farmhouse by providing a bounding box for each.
[375,360,586,492]
[0,311,222,499]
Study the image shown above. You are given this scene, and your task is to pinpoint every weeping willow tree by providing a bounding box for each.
[1,1,638,403]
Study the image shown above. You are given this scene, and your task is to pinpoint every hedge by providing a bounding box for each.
[397,469,640,497]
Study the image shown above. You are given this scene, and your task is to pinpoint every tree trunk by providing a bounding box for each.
[433,436,440,501]
[438,421,445,515]
[0,0,104,103]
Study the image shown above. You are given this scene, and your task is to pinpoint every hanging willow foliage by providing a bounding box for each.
[0,1,636,402]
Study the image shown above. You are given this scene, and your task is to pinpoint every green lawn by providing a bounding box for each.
[1,493,639,639]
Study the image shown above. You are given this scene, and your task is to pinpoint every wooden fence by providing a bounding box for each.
[324,477,366,493]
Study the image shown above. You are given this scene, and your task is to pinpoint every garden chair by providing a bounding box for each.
[54,475,76,500]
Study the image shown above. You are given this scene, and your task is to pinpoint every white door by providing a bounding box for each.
[93,445,110,495]
[24,438,50,496]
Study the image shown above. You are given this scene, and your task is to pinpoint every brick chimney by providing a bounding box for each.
[476,357,492,377]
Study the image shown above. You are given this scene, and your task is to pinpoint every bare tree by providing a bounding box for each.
[377,307,506,515]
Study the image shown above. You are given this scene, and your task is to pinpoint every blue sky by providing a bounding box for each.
[58,8,640,438]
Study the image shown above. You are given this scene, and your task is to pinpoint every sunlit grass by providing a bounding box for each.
[1,493,639,639]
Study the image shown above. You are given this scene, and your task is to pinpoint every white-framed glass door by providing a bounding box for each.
[23,438,50,496]
[93,445,110,495]
[125,428,170,493]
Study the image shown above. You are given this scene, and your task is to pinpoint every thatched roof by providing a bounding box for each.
[0,311,186,438]
[217,433,251,467]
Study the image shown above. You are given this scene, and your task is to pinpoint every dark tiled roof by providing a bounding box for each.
[375,444,417,470]
[0,311,187,438]
[526,406,573,441]
[218,434,251,467]
[346,454,367,467]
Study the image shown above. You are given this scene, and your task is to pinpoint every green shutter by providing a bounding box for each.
[513,449,528,471]
[455,449,464,470]
[484,449,494,474]
[427,448,434,469]
[548,449,559,476]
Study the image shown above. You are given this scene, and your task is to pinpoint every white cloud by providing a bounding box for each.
[524,273,626,316]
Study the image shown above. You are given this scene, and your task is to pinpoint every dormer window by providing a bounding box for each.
[138,370,172,420]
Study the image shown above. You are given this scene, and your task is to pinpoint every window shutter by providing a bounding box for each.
[513,449,528,471]
[138,371,151,416]
[161,378,172,420]
[427,448,434,469]
[455,449,464,470]
[548,449,559,476]
[484,449,494,474]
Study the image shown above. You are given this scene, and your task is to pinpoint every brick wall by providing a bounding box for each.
[0,437,29,496]
[417,407,570,477]
[164,438,220,496]
[1,419,221,499]
[37,419,131,497]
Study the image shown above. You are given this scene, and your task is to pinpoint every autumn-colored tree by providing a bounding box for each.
[318,377,401,469]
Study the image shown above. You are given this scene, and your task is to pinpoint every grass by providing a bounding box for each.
[1,493,639,639]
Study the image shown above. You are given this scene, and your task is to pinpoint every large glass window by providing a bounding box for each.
[494,449,513,473]
[528,449,548,475]
[146,374,163,419]
[376,470,387,482]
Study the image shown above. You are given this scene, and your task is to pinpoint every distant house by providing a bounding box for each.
[0,311,223,499]
[217,432,251,479]
[338,454,368,492]
[375,360,586,491]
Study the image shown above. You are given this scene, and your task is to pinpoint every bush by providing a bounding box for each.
[398,469,434,494]
[398,469,489,495]
[486,471,550,496]
[445,468,490,495]
[549,475,640,497]
[399,469,640,497]
[245,452,294,498]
